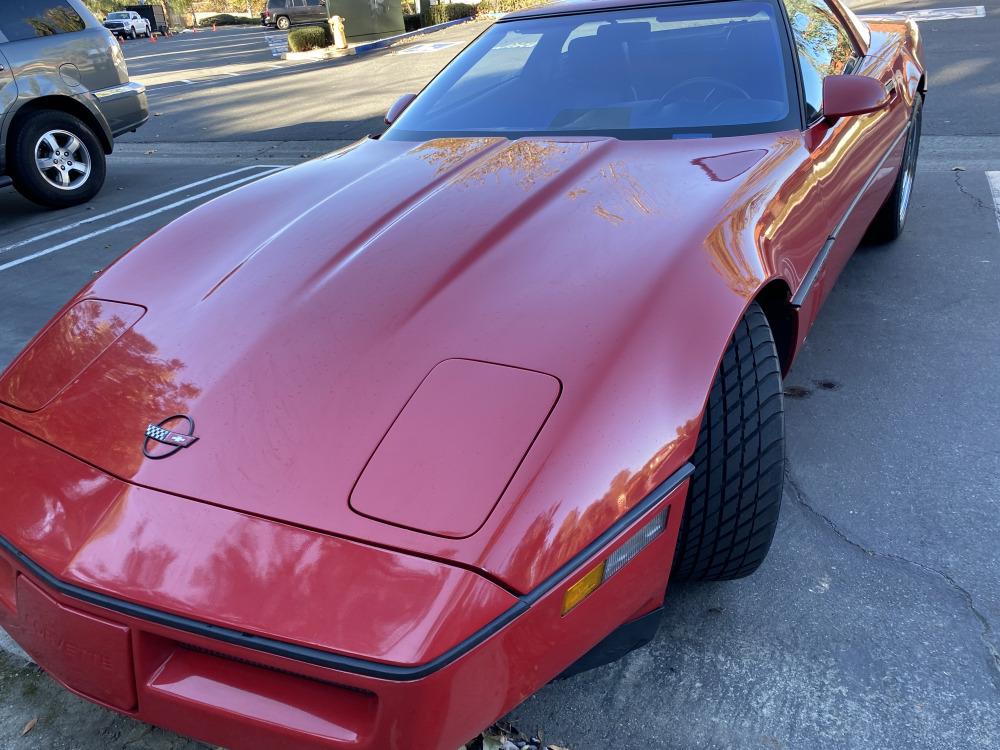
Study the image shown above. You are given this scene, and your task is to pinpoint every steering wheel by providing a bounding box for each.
[660,77,752,111]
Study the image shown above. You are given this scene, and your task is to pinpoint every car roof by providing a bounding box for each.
[500,0,750,21]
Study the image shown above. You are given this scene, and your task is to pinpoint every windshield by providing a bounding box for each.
[386,0,799,141]
[107,12,129,18]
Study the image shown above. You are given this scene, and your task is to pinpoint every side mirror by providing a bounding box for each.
[823,74,890,119]
[385,93,417,126]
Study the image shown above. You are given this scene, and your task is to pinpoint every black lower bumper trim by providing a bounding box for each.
[556,607,663,679]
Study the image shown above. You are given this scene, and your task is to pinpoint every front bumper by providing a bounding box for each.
[0,421,689,749]
[92,81,148,138]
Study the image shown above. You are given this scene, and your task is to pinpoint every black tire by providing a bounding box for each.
[9,111,107,209]
[276,15,290,30]
[129,26,137,39]
[671,302,785,582]
[867,95,923,244]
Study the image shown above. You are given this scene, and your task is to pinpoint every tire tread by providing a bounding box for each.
[671,302,785,582]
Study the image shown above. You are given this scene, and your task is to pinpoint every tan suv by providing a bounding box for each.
[0,0,148,208]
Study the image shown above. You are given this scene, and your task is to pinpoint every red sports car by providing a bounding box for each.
[0,0,923,747]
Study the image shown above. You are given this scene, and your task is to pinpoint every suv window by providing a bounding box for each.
[785,0,857,122]
[268,0,288,8]
[0,0,86,42]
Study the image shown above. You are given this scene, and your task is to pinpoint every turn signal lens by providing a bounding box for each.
[603,509,668,580]
[562,562,606,615]
[560,508,669,616]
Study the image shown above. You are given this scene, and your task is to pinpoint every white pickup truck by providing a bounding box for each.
[102,11,151,39]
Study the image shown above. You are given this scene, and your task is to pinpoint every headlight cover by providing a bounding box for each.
[0,299,144,412]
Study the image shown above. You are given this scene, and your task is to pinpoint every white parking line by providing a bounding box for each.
[396,42,460,55]
[146,63,317,93]
[987,172,1000,235]
[144,79,194,91]
[126,40,267,60]
[0,166,277,257]
[0,167,288,273]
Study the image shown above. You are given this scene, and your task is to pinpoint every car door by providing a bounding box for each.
[784,0,906,320]
[289,0,308,24]
[307,0,327,23]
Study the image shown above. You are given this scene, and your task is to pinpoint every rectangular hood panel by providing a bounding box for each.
[350,359,560,538]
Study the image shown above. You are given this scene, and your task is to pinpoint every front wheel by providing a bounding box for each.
[128,26,137,39]
[276,15,290,30]
[867,95,923,243]
[671,301,785,582]
[9,111,107,209]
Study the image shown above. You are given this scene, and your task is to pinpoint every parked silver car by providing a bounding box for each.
[0,0,148,208]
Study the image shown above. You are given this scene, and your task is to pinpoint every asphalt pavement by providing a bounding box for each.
[0,5,999,749]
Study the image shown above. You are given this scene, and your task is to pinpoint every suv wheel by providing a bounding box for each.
[276,15,290,30]
[129,26,137,39]
[9,111,107,209]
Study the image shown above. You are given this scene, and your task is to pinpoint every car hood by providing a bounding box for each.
[0,133,802,592]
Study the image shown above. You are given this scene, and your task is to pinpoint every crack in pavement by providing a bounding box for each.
[784,467,1000,692]
[953,171,988,210]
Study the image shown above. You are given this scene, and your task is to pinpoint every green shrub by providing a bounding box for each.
[421,2,475,26]
[420,2,476,26]
[198,13,255,26]
[476,0,548,14]
[288,24,330,52]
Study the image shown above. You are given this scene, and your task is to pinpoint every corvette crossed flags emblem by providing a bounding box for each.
[146,423,198,446]
[143,415,199,459]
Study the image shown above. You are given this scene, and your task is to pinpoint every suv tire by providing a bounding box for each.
[9,111,107,209]
[276,15,290,30]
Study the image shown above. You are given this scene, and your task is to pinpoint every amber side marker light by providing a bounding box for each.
[561,508,669,615]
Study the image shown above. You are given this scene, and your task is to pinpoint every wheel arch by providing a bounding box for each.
[4,97,113,172]
[753,278,798,376]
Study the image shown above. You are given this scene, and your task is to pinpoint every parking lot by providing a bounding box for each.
[1,3,999,749]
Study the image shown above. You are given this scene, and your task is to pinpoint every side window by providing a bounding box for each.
[0,0,86,42]
[784,0,857,122]
[292,0,307,7]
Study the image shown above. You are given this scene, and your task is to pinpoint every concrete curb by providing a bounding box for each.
[353,16,475,55]
[282,46,355,61]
